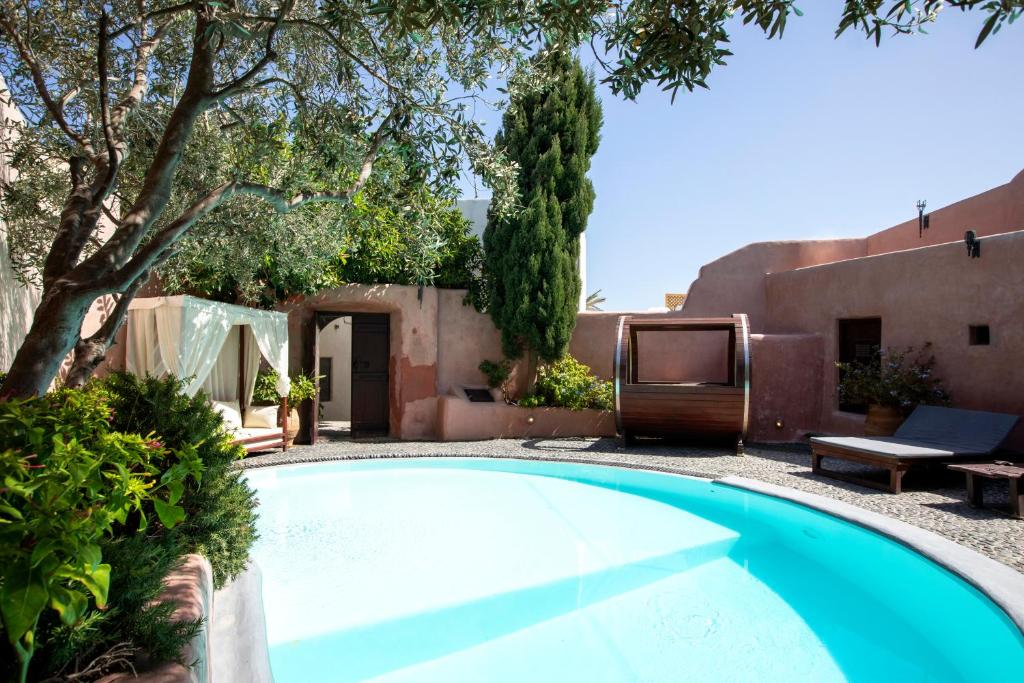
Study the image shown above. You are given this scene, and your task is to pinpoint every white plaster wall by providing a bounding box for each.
[319,317,352,420]
[0,74,42,373]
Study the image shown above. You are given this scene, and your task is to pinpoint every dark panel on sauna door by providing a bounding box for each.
[351,314,389,436]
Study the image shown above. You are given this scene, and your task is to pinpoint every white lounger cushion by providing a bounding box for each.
[212,400,243,430]
[244,405,279,429]
[810,436,954,460]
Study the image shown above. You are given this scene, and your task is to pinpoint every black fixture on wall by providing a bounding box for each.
[916,199,929,238]
[964,230,981,258]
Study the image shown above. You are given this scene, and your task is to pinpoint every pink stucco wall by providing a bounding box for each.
[766,230,1024,448]
[748,333,823,442]
[437,396,615,440]
[682,239,867,331]
[866,169,1024,256]
[279,284,441,441]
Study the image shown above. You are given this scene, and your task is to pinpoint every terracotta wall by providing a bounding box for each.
[866,170,1024,256]
[279,284,441,441]
[766,230,1024,447]
[682,239,867,332]
[748,333,824,442]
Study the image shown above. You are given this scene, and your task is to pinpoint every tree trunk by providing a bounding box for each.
[1,292,93,397]
[523,348,539,396]
[64,338,110,389]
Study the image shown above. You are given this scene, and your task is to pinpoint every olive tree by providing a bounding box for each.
[0,0,1016,396]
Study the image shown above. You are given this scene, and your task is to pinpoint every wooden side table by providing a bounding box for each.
[947,463,1024,519]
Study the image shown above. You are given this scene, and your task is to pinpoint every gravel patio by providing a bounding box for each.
[242,438,1023,573]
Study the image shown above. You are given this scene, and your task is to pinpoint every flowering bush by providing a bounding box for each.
[520,356,613,411]
[836,344,950,413]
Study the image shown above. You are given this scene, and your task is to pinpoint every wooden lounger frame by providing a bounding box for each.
[811,441,992,494]
[232,397,290,454]
[614,314,750,453]
[810,441,911,493]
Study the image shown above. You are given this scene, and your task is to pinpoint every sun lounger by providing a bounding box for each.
[809,406,1019,493]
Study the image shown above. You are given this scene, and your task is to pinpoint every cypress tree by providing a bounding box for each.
[483,50,603,379]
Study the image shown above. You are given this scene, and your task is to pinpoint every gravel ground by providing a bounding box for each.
[241,437,1024,573]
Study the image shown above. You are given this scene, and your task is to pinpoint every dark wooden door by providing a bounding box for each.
[351,314,389,436]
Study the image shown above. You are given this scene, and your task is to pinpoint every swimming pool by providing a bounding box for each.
[246,458,1024,682]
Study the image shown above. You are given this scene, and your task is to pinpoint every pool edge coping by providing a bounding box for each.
[242,452,1024,636]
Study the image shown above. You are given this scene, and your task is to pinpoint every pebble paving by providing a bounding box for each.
[241,437,1024,573]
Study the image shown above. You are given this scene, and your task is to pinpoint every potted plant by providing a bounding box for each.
[836,344,950,436]
[253,370,319,446]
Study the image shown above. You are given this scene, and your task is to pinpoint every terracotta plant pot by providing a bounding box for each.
[864,404,904,436]
[284,408,300,447]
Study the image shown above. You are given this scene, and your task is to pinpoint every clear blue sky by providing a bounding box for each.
[458,5,1024,311]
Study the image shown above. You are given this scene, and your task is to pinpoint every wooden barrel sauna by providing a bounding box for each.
[614,314,750,452]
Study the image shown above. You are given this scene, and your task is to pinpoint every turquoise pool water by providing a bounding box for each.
[246,458,1024,682]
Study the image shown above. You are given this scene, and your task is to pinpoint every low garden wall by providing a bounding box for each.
[100,555,213,683]
[98,556,274,683]
[437,395,615,441]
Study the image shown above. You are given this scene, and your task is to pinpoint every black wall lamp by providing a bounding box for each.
[964,230,981,258]
[916,199,930,238]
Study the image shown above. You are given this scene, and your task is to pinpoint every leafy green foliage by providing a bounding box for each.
[158,143,483,307]
[99,373,257,587]
[484,50,602,363]
[253,369,319,406]
[519,356,613,411]
[478,359,513,403]
[836,344,951,412]
[0,388,202,682]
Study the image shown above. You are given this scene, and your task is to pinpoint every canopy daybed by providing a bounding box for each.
[125,295,291,453]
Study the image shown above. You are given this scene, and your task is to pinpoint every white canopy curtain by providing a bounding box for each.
[126,295,290,400]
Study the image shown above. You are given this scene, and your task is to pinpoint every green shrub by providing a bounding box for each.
[0,374,261,680]
[99,373,258,587]
[0,388,202,682]
[478,359,512,403]
[521,356,613,411]
[253,369,318,406]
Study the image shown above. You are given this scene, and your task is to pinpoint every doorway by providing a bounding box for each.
[313,312,390,441]
[837,317,882,413]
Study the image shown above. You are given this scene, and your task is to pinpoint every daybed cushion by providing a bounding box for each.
[212,400,243,430]
[244,405,279,429]
[234,427,282,441]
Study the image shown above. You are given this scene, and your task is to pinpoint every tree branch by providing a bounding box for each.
[210,2,291,101]
[42,157,98,288]
[95,11,120,204]
[107,1,192,39]
[0,7,94,154]
[104,107,398,291]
